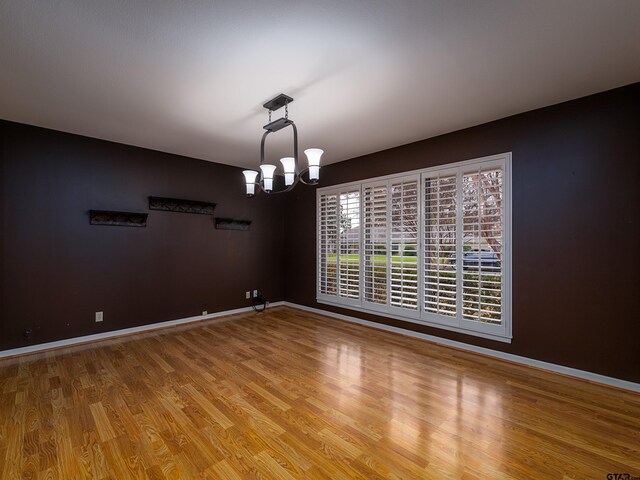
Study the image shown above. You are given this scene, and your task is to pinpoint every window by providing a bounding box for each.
[424,172,458,318]
[337,189,360,303]
[390,177,419,312]
[317,153,511,341]
[318,193,337,296]
[363,183,387,306]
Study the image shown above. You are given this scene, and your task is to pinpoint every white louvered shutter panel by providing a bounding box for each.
[318,193,338,297]
[338,190,361,300]
[363,183,388,306]
[423,173,458,318]
[389,178,419,312]
[317,154,510,340]
[462,167,504,325]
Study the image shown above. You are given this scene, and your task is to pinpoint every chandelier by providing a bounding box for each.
[242,94,323,196]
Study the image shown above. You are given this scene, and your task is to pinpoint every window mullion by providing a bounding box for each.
[358,185,364,305]
[436,174,441,315]
[417,175,424,316]
[385,180,392,309]
[476,168,481,320]
[336,193,341,298]
[455,168,464,325]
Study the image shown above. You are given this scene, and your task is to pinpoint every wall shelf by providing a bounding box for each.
[149,196,216,215]
[215,218,252,231]
[89,210,148,227]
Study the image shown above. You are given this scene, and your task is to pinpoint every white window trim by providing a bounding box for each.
[316,152,512,343]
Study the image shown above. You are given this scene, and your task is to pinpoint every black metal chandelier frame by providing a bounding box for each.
[248,93,319,195]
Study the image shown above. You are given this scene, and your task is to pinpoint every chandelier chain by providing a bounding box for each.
[268,109,272,122]
[285,101,288,119]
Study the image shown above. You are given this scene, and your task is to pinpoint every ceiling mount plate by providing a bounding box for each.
[263,93,293,112]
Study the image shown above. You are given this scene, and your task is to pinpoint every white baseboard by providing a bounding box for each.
[4,301,637,393]
[283,302,640,393]
[0,301,284,359]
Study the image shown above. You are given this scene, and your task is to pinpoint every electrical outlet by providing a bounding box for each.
[246,291,250,299]
[253,290,258,298]
[95,311,103,323]
[202,311,208,316]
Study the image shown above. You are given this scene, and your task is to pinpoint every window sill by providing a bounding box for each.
[317,298,513,344]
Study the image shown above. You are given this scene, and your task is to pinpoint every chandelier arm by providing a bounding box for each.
[296,167,321,186]
[255,170,303,195]
[251,165,318,196]
[261,184,297,195]
[291,122,299,173]
[262,173,301,195]
[248,172,301,196]
[246,171,317,196]
[259,130,270,165]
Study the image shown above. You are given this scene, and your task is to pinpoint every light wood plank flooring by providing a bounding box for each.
[0,306,638,479]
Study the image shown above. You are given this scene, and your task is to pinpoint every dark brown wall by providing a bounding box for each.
[0,121,285,351]
[284,83,640,383]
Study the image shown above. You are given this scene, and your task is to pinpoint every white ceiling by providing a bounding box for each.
[1,1,639,169]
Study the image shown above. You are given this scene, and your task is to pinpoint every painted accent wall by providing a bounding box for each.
[0,121,285,351]
[284,83,640,383]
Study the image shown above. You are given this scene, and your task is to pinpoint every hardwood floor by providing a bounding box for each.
[0,306,638,479]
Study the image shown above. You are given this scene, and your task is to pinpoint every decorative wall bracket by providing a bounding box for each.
[214,218,252,231]
[149,197,216,215]
[89,210,148,227]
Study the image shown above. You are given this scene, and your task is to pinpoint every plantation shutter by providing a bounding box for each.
[318,193,338,297]
[338,189,361,302]
[317,153,510,341]
[389,177,419,314]
[423,172,458,319]
[363,183,388,307]
[461,166,504,326]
